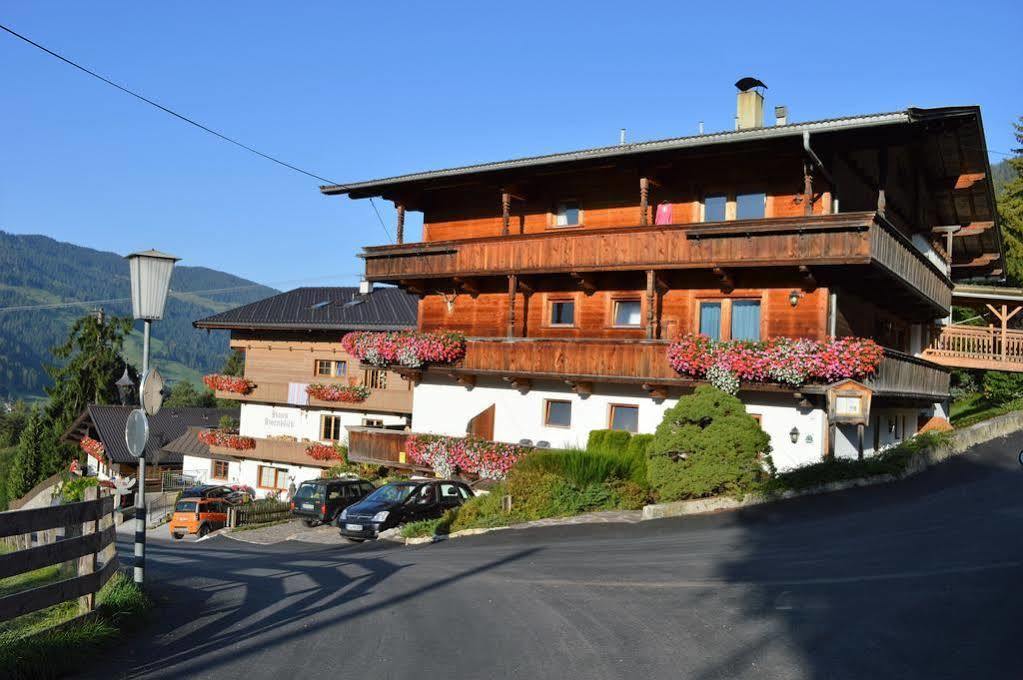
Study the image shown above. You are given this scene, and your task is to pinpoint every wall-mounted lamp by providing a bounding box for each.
[789,426,800,444]
[788,290,801,308]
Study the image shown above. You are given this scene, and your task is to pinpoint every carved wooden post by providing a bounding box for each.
[507,274,517,337]
[645,270,656,339]
[639,177,650,226]
[877,146,889,217]
[501,190,511,236]
[803,160,814,216]
[395,202,406,245]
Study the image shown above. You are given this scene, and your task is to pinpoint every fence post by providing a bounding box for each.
[78,486,99,614]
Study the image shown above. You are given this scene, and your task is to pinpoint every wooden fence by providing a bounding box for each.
[0,487,118,623]
[229,499,291,527]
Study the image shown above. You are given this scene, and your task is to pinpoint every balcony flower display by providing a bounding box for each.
[202,374,254,394]
[342,331,466,369]
[197,429,256,451]
[306,443,348,463]
[79,436,106,460]
[406,434,530,480]
[306,384,370,403]
[667,334,884,395]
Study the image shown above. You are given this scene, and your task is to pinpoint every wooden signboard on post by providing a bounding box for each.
[826,380,873,460]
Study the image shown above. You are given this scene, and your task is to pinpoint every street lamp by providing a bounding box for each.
[125,249,178,586]
[115,366,135,405]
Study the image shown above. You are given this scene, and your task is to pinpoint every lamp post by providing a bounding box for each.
[125,249,178,586]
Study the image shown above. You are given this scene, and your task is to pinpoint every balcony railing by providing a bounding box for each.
[923,324,1023,372]
[213,380,412,414]
[360,212,952,314]
[439,338,950,400]
[207,436,334,468]
[346,427,432,473]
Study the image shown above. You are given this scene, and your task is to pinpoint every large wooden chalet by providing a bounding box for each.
[323,82,1005,468]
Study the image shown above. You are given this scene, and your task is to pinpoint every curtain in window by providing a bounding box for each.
[731,300,761,341]
[699,302,722,340]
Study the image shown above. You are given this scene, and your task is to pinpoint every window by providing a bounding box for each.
[703,195,727,222]
[365,369,387,389]
[211,460,229,480]
[730,300,761,341]
[315,359,347,377]
[699,302,723,340]
[549,300,575,326]
[363,418,384,428]
[612,299,642,327]
[736,192,766,220]
[258,465,288,490]
[544,400,572,428]
[609,404,639,433]
[554,200,581,227]
[321,415,343,441]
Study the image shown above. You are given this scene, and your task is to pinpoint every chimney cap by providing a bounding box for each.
[735,77,768,92]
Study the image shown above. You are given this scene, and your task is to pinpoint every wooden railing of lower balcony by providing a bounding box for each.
[923,325,1023,372]
[208,437,334,468]
[445,338,949,400]
[214,380,412,414]
[346,427,431,473]
[361,212,952,314]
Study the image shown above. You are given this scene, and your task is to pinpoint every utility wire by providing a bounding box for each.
[0,22,392,240]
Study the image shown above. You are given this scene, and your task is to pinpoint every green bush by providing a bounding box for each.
[586,429,633,456]
[59,475,99,503]
[608,479,649,510]
[626,433,654,458]
[400,518,444,538]
[449,487,512,532]
[982,371,1023,405]
[517,447,645,488]
[647,385,772,501]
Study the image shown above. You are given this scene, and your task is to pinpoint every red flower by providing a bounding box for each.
[306,384,370,403]
[203,374,254,394]
[306,443,348,462]
[79,436,105,460]
[198,429,256,451]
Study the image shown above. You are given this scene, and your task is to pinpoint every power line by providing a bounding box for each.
[0,22,392,241]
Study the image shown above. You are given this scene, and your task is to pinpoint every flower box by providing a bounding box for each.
[342,331,466,368]
[306,443,348,462]
[198,429,256,451]
[203,374,254,394]
[666,334,885,394]
[306,384,370,403]
[405,434,530,480]
[79,436,106,460]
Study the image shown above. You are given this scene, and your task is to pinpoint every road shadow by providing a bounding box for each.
[689,431,1023,679]
[82,534,539,679]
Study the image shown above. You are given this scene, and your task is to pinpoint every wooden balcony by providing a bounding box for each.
[923,324,1023,372]
[432,338,949,400]
[213,380,412,414]
[208,437,334,469]
[361,212,952,315]
[346,427,432,473]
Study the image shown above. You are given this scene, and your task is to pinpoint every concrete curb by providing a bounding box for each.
[641,409,1023,521]
[403,526,510,545]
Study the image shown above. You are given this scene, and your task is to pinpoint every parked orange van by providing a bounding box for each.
[169,497,230,539]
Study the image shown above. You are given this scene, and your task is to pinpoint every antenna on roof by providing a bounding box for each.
[619,128,626,145]
[698,121,704,135]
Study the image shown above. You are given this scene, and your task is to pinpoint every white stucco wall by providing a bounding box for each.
[238,403,406,444]
[411,376,832,470]
[833,408,921,460]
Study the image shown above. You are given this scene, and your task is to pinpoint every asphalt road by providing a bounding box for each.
[82,433,1023,680]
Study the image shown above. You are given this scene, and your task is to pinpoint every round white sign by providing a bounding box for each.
[125,409,149,458]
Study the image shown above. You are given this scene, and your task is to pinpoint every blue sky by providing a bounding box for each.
[1,1,1019,290]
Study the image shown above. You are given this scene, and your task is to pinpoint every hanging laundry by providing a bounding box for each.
[655,202,673,225]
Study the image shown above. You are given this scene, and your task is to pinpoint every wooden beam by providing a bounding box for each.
[645,269,656,339]
[712,267,734,293]
[953,221,994,237]
[502,376,531,394]
[803,160,814,216]
[507,274,517,337]
[501,190,511,236]
[798,265,817,292]
[877,146,889,217]
[452,277,479,298]
[954,172,986,190]
[642,383,669,401]
[564,380,593,398]
[449,373,476,390]
[954,254,999,268]
[516,278,534,296]
[395,202,406,245]
[570,272,597,296]
[639,176,650,226]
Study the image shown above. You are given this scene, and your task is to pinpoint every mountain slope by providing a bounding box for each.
[0,231,278,399]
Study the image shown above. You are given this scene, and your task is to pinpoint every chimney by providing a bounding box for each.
[734,77,767,130]
[774,105,788,126]
[359,279,374,295]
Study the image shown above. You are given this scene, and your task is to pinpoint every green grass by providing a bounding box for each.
[400,518,447,538]
[516,446,647,487]
[0,572,151,680]
[951,392,1023,429]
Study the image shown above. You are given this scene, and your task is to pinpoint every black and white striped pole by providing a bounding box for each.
[125,250,179,586]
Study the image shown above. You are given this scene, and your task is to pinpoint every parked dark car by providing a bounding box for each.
[338,479,474,541]
[290,477,377,527]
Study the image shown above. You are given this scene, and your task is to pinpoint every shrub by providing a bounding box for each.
[625,433,654,458]
[586,429,633,456]
[60,475,99,503]
[982,371,1023,405]
[608,479,649,510]
[449,487,511,532]
[647,385,771,501]
[517,448,644,488]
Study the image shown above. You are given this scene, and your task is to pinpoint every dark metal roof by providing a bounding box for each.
[66,406,237,465]
[320,110,913,196]
[193,286,418,332]
[162,426,223,462]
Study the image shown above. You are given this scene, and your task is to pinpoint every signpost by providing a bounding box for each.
[826,379,873,460]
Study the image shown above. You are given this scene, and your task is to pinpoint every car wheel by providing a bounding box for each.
[197,524,210,538]
[345,537,365,543]
[172,533,183,540]
[302,519,318,528]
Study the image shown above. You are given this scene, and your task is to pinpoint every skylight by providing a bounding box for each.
[310,300,331,310]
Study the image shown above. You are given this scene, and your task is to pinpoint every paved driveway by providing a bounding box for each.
[83,432,1023,679]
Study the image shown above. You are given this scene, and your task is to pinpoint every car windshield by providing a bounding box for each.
[363,483,417,505]
[175,500,197,513]
[293,483,324,502]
